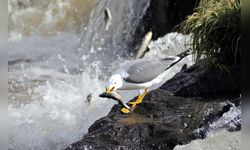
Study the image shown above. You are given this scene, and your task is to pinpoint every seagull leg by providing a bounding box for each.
[121,89,148,114]
[129,89,148,107]
[120,89,148,114]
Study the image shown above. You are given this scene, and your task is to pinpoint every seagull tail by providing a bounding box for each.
[176,48,192,59]
[164,48,193,70]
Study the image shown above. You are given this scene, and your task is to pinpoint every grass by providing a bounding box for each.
[179,0,241,66]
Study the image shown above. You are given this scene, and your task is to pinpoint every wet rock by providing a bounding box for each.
[65,61,241,150]
[66,95,236,150]
[131,0,198,53]
[161,60,240,97]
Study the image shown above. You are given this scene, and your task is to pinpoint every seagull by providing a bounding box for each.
[105,48,192,113]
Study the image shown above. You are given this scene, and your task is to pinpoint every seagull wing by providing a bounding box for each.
[123,57,179,83]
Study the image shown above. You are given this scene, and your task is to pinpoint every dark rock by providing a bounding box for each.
[145,0,198,39]
[180,64,187,71]
[65,95,236,150]
[65,61,241,150]
[131,0,198,51]
[161,60,240,97]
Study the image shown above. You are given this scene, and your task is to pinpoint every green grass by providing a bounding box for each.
[179,0,241,66]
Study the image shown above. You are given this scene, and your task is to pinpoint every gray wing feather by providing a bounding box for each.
[123,57,178,83]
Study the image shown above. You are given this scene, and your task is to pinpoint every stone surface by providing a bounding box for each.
[66,91,228,150]
[161,60,240,97]
[65,61,240,150]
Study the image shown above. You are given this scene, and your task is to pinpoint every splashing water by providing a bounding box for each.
[8,33,117,150]
[8,31,193,149]
[209,103,241,132]
[8,0,195,149]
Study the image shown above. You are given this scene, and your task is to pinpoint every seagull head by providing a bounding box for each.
[106,74,123,93]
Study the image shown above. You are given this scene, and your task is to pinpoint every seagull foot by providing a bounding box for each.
[129,101,141,106]
[129,94,144,108]
[121,108,130,114]
[121,89,148,114]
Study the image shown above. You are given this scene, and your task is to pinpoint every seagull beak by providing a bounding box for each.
[106,86,115,93]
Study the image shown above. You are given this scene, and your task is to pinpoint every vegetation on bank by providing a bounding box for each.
[180,0,241,66]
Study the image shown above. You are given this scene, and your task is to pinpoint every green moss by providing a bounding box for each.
[180,0,241,66]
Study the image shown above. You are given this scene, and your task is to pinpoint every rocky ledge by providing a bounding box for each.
[65,60,240,150]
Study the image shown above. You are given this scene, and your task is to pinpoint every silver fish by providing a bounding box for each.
[86,93,92,104]
[135,31,153,59]
[104,8,112,31]
[99,92,130,109]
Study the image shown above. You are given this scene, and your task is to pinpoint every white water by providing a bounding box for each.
[8,33,116,149]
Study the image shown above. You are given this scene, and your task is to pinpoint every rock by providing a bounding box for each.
[161,60,240,97]
[131,0,198,53]
[66,90,237,150]
[65,61,241,150]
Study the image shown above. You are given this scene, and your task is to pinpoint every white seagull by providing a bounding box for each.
[105,48,192,113]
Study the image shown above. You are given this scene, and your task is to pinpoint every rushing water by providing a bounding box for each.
[8,0,240,149]
[8,0,187,149]
[9,0,96,39]
[8,32,113,150]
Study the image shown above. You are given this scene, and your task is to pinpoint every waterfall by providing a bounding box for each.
[77,0,151,71]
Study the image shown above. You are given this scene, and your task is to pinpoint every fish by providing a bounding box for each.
[86,93,92,104]
[99,92,131,109]
[104,8,112,31]
[135,31,153,59]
